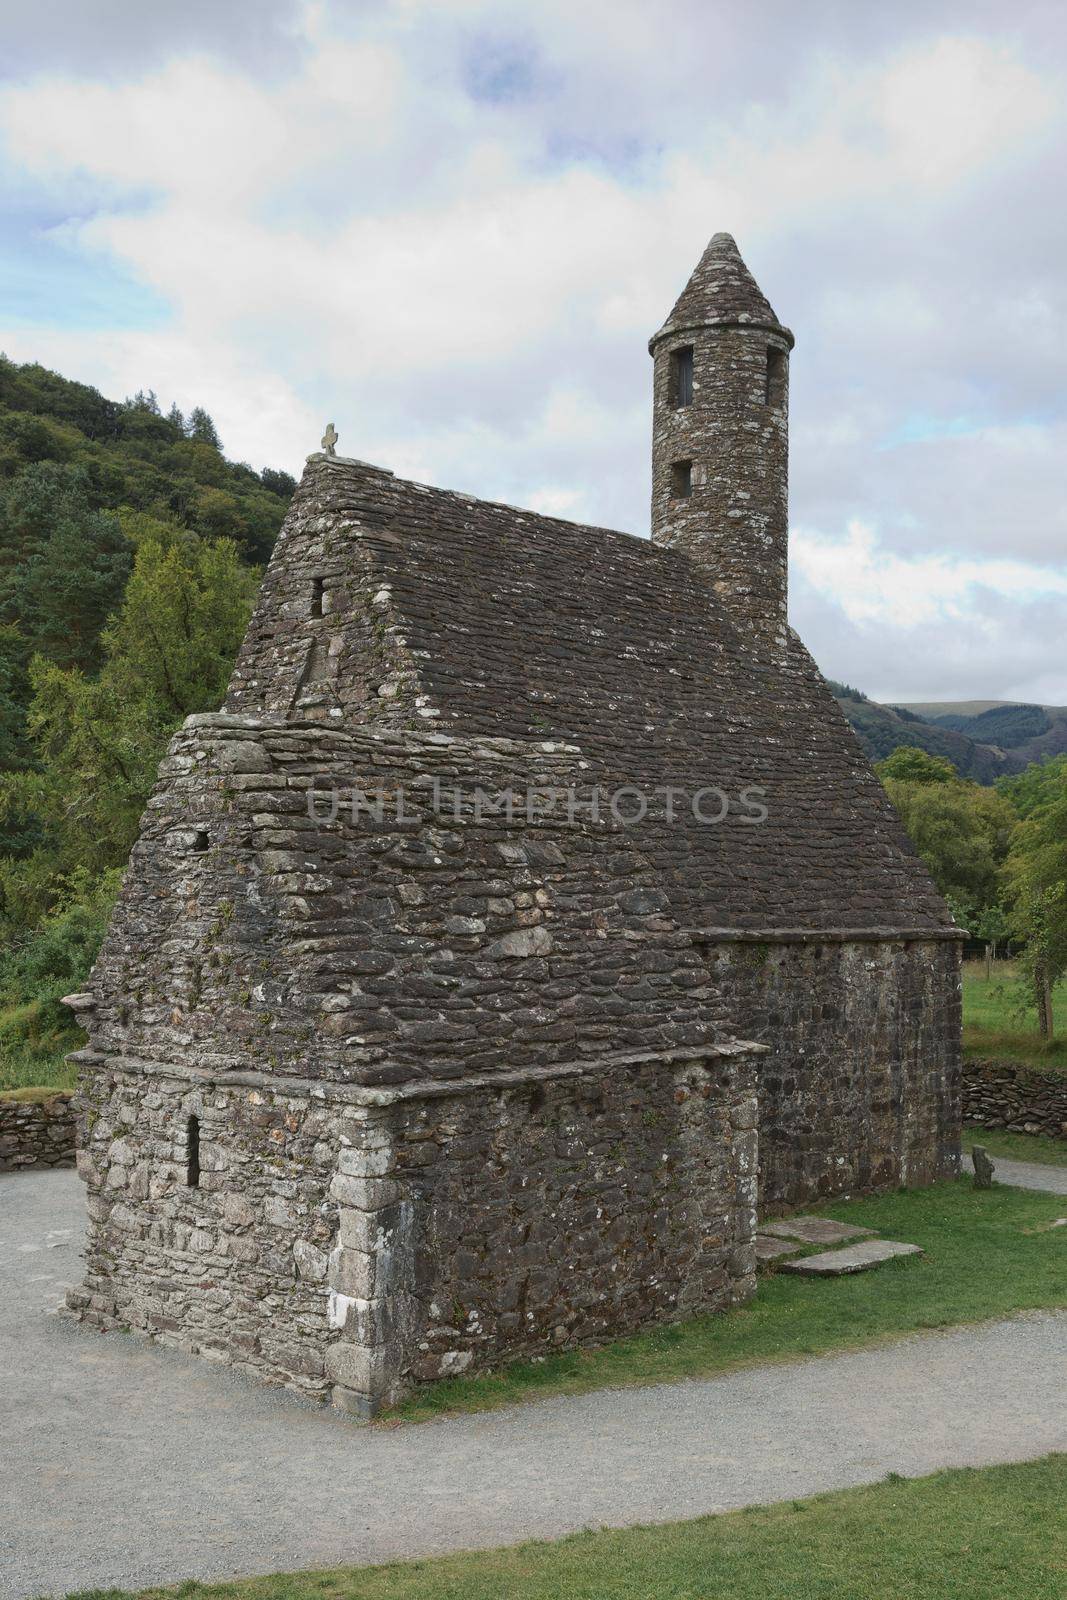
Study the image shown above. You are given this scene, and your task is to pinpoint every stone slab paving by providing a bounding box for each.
[3,1169,1067,1600]
[760,1216,874,1245]
[781,1239,924,1276]
[754,1234,801,1262]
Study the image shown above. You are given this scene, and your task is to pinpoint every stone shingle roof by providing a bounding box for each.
[225,456,953,935]
[650,232,794,350]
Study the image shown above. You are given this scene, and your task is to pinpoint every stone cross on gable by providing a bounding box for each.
[321,422,338,457]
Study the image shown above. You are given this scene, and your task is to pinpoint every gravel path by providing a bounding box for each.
[2,1168,1066,1600]
[985,1155,1067,1195]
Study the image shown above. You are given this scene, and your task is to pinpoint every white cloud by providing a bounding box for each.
[793,520,1067,627]
[0,4,1065,700]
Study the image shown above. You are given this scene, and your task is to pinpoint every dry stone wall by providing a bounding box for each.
[0,1092,75,1171]
[225,461,423,727]
[962,1059,1067,1139]
[697,935,962,1206]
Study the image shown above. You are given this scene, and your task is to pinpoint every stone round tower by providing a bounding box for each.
[649,233,794,655]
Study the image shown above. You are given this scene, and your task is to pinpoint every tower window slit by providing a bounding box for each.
[669,345,694,408]
[310,578,324,618]
[186,1115,201,1188]
[670,460,693,498]
[765,347,786,407]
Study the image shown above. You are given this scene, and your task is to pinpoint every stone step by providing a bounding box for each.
[760,1216,874,1246]
[780,1239,923,1277]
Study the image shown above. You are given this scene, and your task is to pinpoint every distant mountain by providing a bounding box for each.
[830,686,1017,783]
[894,699,1067,770]
[834,687,1067,782]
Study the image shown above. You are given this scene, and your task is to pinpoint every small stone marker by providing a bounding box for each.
[971,1146,995,1189]
[782,1239,923,1277]
[321,422,338,457]
[755,1234,802,1263]
[760,1216,874,1246]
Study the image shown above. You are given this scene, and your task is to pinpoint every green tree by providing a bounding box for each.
[0,529,258,933]
[261,466,296,497]
[101,531,258,719]
[0,356,291,572]
[0,461,132,672]
[0,624,31,772]
[875,746,958,785]
[881,774,1017,917]
[998,754,1067,820]
[188,406,221,448]
[1002,769,1067,1039]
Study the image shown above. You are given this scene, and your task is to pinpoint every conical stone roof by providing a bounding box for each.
[650,232,793,350]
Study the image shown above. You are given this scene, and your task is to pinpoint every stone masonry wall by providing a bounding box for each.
[67,1066,343,1399]
[650,325,791,657]
[324,1045,759,1417]
[962,1059,1067,1139]
[68,1044,759,1416]
[696,936,962,1208]
[225,459,425,727]
[81,715,731,1090]
[0,1092,75,1172]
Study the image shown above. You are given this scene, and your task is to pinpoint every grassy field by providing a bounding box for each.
[0,1000,79,1094]
[962,960,1067,1071]
[962,1122,1067,1168]
[383,1177,1067,1424]
[65,1455,1067,1600]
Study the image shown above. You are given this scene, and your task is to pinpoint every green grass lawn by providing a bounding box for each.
[383,1178,1067,1425]
[0,1082,74,1105]
[66,1455,1067,1600]
[962,960,1067,1071]
[962,1122,1067,1168]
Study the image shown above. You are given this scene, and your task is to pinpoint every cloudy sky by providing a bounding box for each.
[1,0,1064,703]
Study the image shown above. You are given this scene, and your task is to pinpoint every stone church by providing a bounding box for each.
[66,234,962,1416]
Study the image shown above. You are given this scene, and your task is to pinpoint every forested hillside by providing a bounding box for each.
[829,683,1016,783]
[922,701,1067,766]
[834,683,1067,780]
[0,356,292,1087]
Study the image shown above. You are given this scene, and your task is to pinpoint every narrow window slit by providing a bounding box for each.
[310,578,324,618]
[191,830,209,853]
[765,347,786,407]
[186,1115,201,1188]
[669,344,694,408]
[670,460,693,498]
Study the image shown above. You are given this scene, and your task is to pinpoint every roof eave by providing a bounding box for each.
[648,316,796,355]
